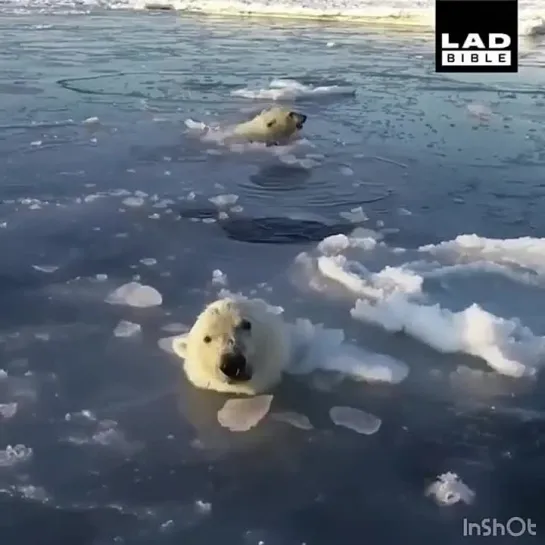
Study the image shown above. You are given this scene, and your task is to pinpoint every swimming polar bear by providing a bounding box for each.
[231,106,307,145]
[172,297,291,395]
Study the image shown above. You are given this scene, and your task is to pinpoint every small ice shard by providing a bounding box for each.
[185,119,207,130]
[217,395,273,432]
[16,485,49,501]
[467,102,491,120]
[339,166,354,176]
[122,196,145,207]
[139,257,157,266]
[425,472,475,506]
[339,206,368,223]
[212,269,227,286]
[84,194,101,203]
[32,265,58,273]
[209,194,239,207]
[329,406,382,435]
[279,154,298,165]
[158,335,178,354]
[161,323,188,333]
[113,320,141,338]
[106,282,162,308]
[65,409,96,422]
[0,444,33,467]
[195,500,212,514]
[0,402,18,419]
[271,411,313,430]
[83,116,99,124]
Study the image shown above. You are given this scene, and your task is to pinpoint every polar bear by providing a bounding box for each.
[231,106,307,145]
[172,297,291,395]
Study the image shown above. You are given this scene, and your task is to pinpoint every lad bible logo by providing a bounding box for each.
[436,0,518,73]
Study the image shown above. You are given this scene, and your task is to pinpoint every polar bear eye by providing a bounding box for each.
[203,335,212,343]
[239,319,251,331]
[266,119,277,128]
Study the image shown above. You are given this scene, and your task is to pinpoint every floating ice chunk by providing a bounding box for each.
[65,409,97,422]
[231,79,355,101]
[185,119,207,130]
[320,344,409,384]
[425,472,475,506]
[32,265,58,273]
[288,318,408,384]
[317,232,377,256]
[329,406,382,435]
[351,299,543,378]
[279,154,298,165]
[418,234,545,277]
[113,320,142,338]
[95,274,108,281]
[339,206,368,223]
[83,116,99,124]
[0,444,33,467]
[84,194,102,203]
[122,196,145,207]
[0,402,18,419]
[209,194,238,207]
[466,103,492,120]
[30,140,42,147]
[299,158,319,169]
[161,323,188,333]
[15,484,49,501]
[139,258,157,266]
[317,234,351,254]
[110,189,132,197]
[271,411,313,430]
[195,500,212,514]
[106,282,162,308]
[212,269,228,286]
[158,335,178,354]
[217,395,273,432]
[339,166,354,176]
[0,370,7,379]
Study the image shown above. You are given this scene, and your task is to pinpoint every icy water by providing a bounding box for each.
[2,11,545,545]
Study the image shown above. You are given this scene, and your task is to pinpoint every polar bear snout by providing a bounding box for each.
[289,111,307,129]
[220,350,252,382]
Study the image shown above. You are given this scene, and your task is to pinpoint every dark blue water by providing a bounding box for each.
[1,12,545,545]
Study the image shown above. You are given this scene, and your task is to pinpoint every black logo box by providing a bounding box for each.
[435,0,518,73]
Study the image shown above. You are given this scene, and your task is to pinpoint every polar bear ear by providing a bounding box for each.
[172,334,188,359]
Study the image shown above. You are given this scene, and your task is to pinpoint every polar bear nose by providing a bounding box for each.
[289,111,307,129]
[220,351,252,382]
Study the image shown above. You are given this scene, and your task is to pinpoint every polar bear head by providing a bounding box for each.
[258,106,307,135]
[173,297,290,395]
[233,106,307,144]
